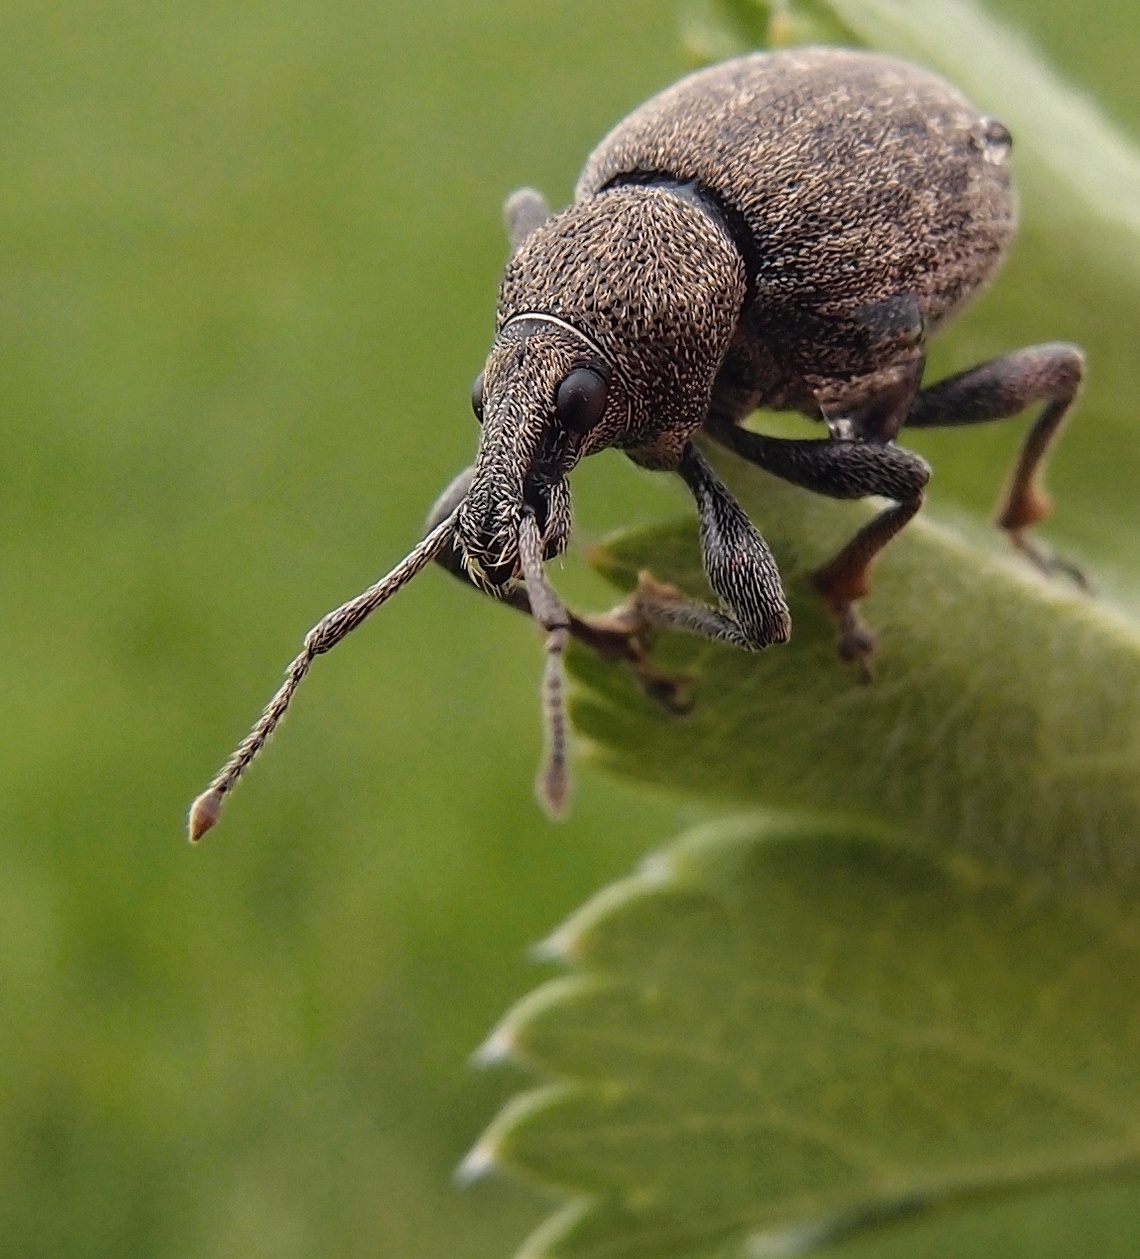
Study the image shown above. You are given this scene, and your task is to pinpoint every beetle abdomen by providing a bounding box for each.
[578,48,1016,382]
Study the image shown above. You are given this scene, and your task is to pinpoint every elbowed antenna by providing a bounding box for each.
[187,511,460,842]
[517,510,572,818]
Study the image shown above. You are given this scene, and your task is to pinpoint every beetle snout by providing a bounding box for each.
[454,474,571,591]
[454,486,522,588]
[468,549,519,589]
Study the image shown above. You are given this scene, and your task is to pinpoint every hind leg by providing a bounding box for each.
[905,343,1088,587]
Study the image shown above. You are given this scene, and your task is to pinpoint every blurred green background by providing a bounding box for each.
[0,2,1136,1257]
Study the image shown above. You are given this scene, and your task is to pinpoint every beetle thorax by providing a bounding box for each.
[497,185,747,467]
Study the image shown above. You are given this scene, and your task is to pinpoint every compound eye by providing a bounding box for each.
[471,373,485,423]
[555,367,608,433]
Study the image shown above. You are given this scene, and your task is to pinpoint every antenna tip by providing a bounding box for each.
[188,787,225,843]
[537,763,572,821]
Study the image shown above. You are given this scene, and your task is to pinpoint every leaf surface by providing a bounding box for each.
[471,819,1140,1258]
[483,453,1140,1251]
[572,450,1140,902]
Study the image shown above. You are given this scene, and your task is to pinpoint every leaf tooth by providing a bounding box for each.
[531,924,581,964]
[514,1200,594,1259]
[745,1219,833,1258]
[637,849,679,885]
[454,1138,500,1186]
[472,1023,519,1068]
[531,863,693,965]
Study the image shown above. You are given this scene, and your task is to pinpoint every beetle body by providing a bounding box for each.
[191,47,1084,838]
[579,47,1016,422]
[508,46,1015,455]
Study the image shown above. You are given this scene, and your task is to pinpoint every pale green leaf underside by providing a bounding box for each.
[571,446,1140,903]
[473,819,1140,1258]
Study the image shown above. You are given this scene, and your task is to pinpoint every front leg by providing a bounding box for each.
[586,446,789,661]
[631,443,790,650]
[430,454,790,654]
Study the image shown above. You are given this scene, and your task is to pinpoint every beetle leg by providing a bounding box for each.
[560,445,791,666]
[706,420,931,502]
[810,494,924,679]
[705,420,931,675]
[424,465,692,712]
[430,452,789,664]
[904,342,1088,588]
[668,443,791,649]
[503,188,551,254]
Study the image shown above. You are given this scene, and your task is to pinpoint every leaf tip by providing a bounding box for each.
[638,849,678,885]
[454,1139,500,1186]
[530,925,580,964]
[471,1023,519,1068]
[745,1220,831,1258]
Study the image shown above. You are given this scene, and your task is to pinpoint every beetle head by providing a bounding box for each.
[188,184,748,839]
[455,321,603,590]
[500,186,745,458]
[455,183,746,592]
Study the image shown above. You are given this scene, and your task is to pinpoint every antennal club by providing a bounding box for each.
[188,511,459,842]
[517,510,572,818]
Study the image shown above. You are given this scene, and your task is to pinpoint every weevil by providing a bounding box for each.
[189,46,1087,840]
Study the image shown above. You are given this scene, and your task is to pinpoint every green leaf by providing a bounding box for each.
[475,5,1140,1255]
[474,453,1140,1251]
[470,819,1140,1258]
[573,447,1140,903]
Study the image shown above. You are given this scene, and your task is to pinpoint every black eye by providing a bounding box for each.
[471,373,484,423]
[555,367,608,433]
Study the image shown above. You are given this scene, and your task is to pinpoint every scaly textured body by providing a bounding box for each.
[191,48,1085,838]
[581,48,1016,405]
